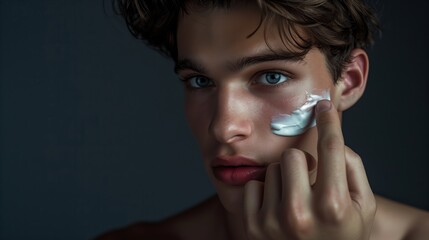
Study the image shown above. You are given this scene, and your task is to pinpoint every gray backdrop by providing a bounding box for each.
[1,0,428,239]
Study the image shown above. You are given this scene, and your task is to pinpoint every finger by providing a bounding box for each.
[243,180,264,219]
[243,180,264,239]
[261,163,281,211]
[344,146,373,199]
[280,149,312,205]
[280,149,314,237]
[314,100,347,192]
[344,146,377,222]
[281,149,312,219]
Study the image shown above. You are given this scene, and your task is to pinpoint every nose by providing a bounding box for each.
[209,86,253,144]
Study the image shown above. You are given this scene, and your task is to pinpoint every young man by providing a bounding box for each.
[97,0,429,239]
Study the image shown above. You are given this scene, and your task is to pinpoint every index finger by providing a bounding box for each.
[314,100,347,193]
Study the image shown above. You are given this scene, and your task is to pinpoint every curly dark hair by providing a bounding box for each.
[114,0,381,82]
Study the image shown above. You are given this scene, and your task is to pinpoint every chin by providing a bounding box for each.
[203,162,253,215]
[214,181,246,215]
[208,174,248,216]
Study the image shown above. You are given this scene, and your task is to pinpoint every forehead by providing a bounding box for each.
[176,3,305,63]
[177,4,259,55]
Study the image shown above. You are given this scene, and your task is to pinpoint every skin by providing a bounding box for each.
[95,3,429,240]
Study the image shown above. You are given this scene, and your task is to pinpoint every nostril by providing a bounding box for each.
[225,134,247,143]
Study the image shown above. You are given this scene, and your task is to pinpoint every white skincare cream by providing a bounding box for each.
[271,90,331,136]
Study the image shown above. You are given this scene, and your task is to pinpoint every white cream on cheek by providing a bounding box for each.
[271,89,331,136]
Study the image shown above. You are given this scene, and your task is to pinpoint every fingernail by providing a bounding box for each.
[315,100,331,114]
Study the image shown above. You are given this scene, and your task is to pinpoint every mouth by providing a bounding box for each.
[212,156,267,186]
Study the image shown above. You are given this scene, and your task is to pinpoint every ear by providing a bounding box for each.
[336,48,369,111]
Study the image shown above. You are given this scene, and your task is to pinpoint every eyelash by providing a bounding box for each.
[179,70,293,90]
[253,70,292,88]
[179,75,212,91]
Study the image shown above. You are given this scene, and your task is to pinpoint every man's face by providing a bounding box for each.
[176,3,342,214]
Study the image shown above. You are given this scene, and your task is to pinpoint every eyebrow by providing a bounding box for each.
[174,50,305,75]
[174,59,207,75]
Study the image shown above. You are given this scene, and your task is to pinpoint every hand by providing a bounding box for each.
[242,100,377,240]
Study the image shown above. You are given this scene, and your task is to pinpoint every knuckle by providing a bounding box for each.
[283,202,314,237]
[346,148,363,165]
[285,213,314,237]
[320,135,344,151]
[350,152,362,162]
[282,148,305,161]
[317,189,349,224]
[345,146,360,159]
[261,212,281,236]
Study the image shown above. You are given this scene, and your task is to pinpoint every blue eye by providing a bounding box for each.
[187,76,213,88]
[257,72,289,85]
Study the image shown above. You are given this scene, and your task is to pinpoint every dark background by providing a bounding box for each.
[1,0,428,239]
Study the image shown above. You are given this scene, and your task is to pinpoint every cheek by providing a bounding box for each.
[184,94,216,150]
[185,102,207,137]
[254,77,320,118]
[261,93,307,115]
[257,89,309,122]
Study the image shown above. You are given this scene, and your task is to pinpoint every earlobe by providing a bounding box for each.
[337,48,369,111]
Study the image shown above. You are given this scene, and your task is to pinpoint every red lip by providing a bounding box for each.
[212,156,266,186]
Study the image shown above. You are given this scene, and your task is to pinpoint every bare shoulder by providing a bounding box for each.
[372,195,429,240]
[93,195,225,240]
